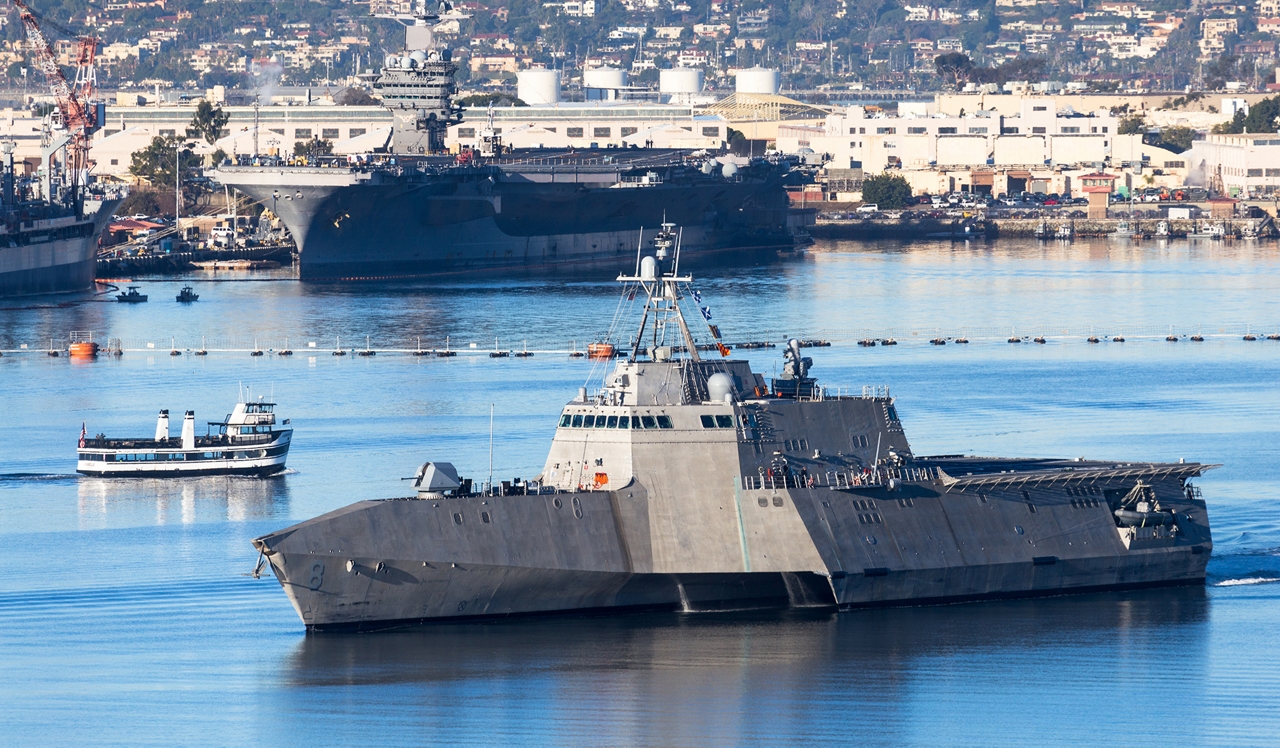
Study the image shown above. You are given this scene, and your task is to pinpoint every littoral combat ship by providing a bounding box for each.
[213,2,801,280]
[253,226,1215,631]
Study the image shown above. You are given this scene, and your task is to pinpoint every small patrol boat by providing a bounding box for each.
[176,286,199,303]
[116,286,147,303]
[77,398,292,477]
[253,224,1216,631]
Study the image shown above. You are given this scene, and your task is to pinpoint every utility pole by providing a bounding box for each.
[174,140,181,223]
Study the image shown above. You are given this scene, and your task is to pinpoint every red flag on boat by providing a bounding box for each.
[78,422,86,448]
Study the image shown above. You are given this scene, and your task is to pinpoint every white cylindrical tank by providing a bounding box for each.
[584,66,627,89]
[735,67,781,94]
[660,67,704,94]
[517,68,561,105]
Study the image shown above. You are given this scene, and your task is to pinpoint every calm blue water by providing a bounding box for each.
[3,239,1280,746]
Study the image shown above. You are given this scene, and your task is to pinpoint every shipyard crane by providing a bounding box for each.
[11,0,100,205]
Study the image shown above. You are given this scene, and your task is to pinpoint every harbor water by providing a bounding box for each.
[3,238,1280,745]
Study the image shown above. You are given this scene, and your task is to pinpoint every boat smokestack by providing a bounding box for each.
[155,409,170,442]
[181,411,195,450]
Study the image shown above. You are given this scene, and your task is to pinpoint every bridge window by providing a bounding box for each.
[715,415,734,428]
[701,415,716,428]
[640,416,657,429]
[595,415,609,428]
[583,415,595,428]
[606,416,618,428]
[571,414,583,427]
[560,414,571,427]
[617,416,630,428]
[656,415,673,428]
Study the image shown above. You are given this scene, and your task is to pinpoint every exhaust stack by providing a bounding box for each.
[155,409,170,442]
[181,411,195,450]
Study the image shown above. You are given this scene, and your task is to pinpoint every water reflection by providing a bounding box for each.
[75,474,291,528]
[275,588,1210,743]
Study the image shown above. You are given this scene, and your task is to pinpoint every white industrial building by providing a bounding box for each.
[447,104,729,150]
[775,97,1188,196]
[1185,134,1280,197]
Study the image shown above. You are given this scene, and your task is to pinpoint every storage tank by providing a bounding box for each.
[660,67,704,94]
[735,67,781,94]
[584,67,627,90]
[517,68,561,105]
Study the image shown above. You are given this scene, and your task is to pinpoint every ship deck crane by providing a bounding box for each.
[11,0,100,206]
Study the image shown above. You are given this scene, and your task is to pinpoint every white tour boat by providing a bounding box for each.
[77,399,292,477]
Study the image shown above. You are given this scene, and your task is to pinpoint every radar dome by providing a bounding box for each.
[640,255,658,280]
[722,162,739,178]
[701,161,715,175]
[410,50,427,64]
[707,373,734,403]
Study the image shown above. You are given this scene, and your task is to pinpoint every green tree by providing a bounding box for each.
[1243,96,1280,133]
[293,137,333,158]
[1154,125,1195,153]
[1213,109,1246,134]
[1117,115,1147,135]
[933,52,972,87]
[861,173,912,209]
[187,100,229,146]
[129,136,198,184]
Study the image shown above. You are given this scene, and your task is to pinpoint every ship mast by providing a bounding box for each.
[618,223,700,362]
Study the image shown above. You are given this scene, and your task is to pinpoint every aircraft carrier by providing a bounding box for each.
[212,3,804,280]
[252,226,1216,631]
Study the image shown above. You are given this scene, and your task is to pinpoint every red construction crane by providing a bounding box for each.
[11,0,99,199]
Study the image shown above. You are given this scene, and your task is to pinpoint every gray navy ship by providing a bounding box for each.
[253,225,1215,631]
[0,139,120,297]
[213,3,803,280]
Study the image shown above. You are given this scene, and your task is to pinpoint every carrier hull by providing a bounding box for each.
[215,155,797,280]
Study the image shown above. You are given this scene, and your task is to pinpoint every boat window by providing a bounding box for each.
[617,416,629,429]
[656,415,673,429]
[631,417,642,429]
[560,414,571,427]
[887,405,899,422]
[571,415,583,428]
[701,415,716,428]
[594,415,608,428]
[641,416,657,429]
[715,415,734,428]
[583,415,595,428]
[606,416,618,428]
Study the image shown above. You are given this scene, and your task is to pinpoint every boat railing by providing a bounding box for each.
[80,432,283,450]
[741,465,938,491]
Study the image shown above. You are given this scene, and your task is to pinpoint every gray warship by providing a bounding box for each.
[253,226,1215,631]
[212,3,802,280]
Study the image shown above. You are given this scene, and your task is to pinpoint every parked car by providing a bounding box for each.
[857,203,879,214]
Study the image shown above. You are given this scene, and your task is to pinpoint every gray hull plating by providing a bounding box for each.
[0,200,120,297]
[256,391,1212,631]
[216,162,793,279]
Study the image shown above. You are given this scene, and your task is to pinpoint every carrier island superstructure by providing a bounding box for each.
[212,2,804,280]
[252,225,1215,631]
